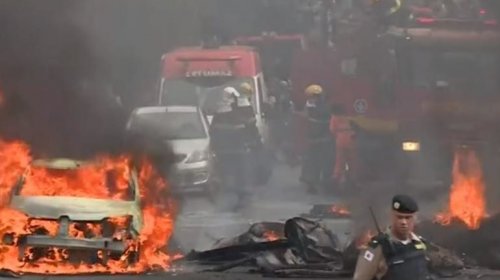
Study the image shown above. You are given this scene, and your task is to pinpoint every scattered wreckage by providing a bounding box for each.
[2,158,143,267]
[174,204,500,279]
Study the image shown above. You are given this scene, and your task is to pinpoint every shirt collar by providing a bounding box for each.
[385,228,422,242]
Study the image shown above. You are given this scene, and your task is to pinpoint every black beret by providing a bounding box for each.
[392,194,419,213]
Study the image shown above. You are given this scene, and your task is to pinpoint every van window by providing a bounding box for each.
[162,77,254,115]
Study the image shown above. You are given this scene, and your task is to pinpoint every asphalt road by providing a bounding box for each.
[173,163,352,252]
[6,270,500,280]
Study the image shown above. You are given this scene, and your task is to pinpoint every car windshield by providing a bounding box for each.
[409,50,499,94]
[129,111,206,140]
[161,77,255,115]
[17,163,135,201]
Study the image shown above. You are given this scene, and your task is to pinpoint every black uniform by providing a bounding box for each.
[300,96,334,189]
[210,109,250,200]
[232,102,271,186]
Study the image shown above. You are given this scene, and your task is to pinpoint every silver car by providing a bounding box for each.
[126,106,216,196]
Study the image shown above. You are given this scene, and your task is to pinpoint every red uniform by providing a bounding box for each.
[330,115,357,182]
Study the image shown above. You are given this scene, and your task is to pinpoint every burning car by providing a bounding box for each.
[2,158,143,266]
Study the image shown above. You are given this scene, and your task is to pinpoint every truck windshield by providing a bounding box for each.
[409,50,499,94]
[161,77,255,115]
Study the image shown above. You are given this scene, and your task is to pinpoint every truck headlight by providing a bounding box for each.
[402,141,420,152]
[185,150,209,163]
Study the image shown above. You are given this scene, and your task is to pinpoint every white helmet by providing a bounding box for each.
[217,87,239,113]
[223,87,240,98]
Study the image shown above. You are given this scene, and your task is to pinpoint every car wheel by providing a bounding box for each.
[126,243,140,265]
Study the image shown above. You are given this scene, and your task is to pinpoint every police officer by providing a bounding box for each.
[353,194,431,280]
[299,84,334,193]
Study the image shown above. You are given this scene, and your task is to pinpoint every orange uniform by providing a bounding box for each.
[329,115,357,182]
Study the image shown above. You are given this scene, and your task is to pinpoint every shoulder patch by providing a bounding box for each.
[364,250,375,262]
[415,242,426,250]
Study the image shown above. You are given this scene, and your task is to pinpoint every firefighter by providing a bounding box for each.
[353,194,431,280]
[236,83,270,184]
[330,104,358,186]
[236,82,257,126]
[267,78,294,164]
[209,87,250,209]
[370,0,407,27]
[299,84,334,193]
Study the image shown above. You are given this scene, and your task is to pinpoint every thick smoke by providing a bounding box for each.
[0,0,206,160]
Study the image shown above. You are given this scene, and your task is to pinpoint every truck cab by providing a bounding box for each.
[158,45,271,144]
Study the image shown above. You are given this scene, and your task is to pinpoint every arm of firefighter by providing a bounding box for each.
[353,246,384,280]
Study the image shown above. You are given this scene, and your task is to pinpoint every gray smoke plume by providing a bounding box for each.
[0,0,205,159]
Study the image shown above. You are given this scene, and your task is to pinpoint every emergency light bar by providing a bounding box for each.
[176,56,241,62]
[234,34,304,44]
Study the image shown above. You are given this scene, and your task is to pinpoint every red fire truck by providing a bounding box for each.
[159,44,271,143]
[291,4,500,187]
[379,14,500,187]
[233,33,305,80]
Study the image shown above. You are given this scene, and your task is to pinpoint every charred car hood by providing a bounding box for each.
[10,196,142,230]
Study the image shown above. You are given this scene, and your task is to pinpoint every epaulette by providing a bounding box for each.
[416,235,427,245]
[368,233,389,249]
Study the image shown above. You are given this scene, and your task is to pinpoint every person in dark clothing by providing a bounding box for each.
[299,84,334,193]
[209,87,252,210]
[233,83,261,147]
[353,195,431,280]
[233,83,272,186]
[267,78,294,162]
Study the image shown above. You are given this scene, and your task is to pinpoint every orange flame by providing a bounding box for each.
[0,140,177,274]
[435,149,486,230]
[262,230,280,242]
[330,204,351,216]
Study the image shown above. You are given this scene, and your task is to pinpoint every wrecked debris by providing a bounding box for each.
[177,216,489,278]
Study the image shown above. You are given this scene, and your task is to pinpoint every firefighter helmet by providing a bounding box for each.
[224,87,240,97]
[305,84,323,96]
[239,82,253,96]
[372,0,402,16]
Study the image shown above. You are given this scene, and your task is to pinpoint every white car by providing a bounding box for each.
[126,106,216,196]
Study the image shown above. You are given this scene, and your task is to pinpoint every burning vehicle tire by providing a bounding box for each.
[3,158,145,268]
